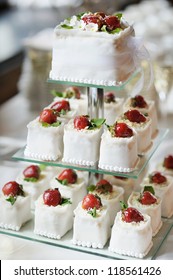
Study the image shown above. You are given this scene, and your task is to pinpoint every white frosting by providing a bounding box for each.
[63,119,103,166]
[24,117,64,161]
[90,185,124,226]
[109,211,153,258]
[128,192,162,236]
[72,202,111,248]
[104,98,124,125]
[0,195,31,231]
[99,129,138,172]
[141,175,173,218]
[34,195,74,239]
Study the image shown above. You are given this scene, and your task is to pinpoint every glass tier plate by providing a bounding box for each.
[0,215,173,260]
[12,128,169,179]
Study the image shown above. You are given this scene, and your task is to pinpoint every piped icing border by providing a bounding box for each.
[0,222,20,231]
[98,158,139,173]
[24,146,60,161]
[34,229,61,240]
[72,239,104,249]
[62,157,95,166]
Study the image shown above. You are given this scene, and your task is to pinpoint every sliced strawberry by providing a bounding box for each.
[51,100,70,113]
[96,179,113,194]
[94,12,106,19]
[150,171,167,184]
[65,86,81,99]
[163,155,173,169]
[115,122,133,138]
[39,109,57,124]
[124,109,146,123]
[104,92,115,103]
[122,207,144,223]
[82,193,102,210]
[131,95,147,108]
[104,15,121,31]
[2,181,24,197]
[139,191,157,205]
[23,165,41,180]
[82,14,103,29]
[57,169,77,184]
[43,188,62,206]
[74,115,90,130]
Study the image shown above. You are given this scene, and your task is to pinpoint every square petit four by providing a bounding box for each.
[73,194,111,248]
[158,155,173,177]
[88,179,124,225]
[99,122,138,172]
[62,116,105,166]
[109,205,153,258]
[50,168,87,210]
[104,92,124,125]
[0,181,31,231]
[34,188,73,239]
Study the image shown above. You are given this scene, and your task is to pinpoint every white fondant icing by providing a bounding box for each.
[104,98,124,125]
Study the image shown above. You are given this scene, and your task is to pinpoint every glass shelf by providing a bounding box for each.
[12,128,169,179]
[0,216,172,260]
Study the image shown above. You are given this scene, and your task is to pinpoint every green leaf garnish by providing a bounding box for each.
[87,207,97,218]
[76,12,87,20]
[101,25,107,32]
[60,109,67,115]
[39,164,46,171]
[115,13,123,20]
[41,121,61,127]
[61,198,72,205]
[61,24,73,29]
[110,28,122,34]
[56,178,68,186]
[120,201,128,210]
[6,196,17,205]
[24,177,38,182]
[87,185,96,192]
[88,118,105,130]
[143,186,155,195]
[50,90,63,97]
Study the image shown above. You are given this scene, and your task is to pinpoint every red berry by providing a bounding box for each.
[82,14,103,29]
[150,172,167,184]
[43,188,62,207]
[96,179,113,194]
[23,165,41,179]
[94,12,106,19]
[139,191,157,205]
[131,95,147,108]
[124,109,146,123]
[163,155,173,169]
[104,15,121,31]
[58,169,77,184]
[51,100,70,113]
[2,181,23,197]
[39,109,57,124]
[104,92,115,103]
[65,86,81,99]
[122,207,144,223]
[82,193,102,210]
[115,122,133,138]
[74,115,90,130]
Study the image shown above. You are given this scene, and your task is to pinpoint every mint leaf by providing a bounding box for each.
[6,196,17,205]
[51,121,61,127]
[41,121,61,127]
[88,207,97,218]
[143,186,155,195]
[61,24,73,29]
[61,198,72,205]
[87,185,96,192]
[101,25,107,32]
[110,28,122,34]
[50,90,63,97]
[76,12,86,20]
[60,109,67,116]
[88,118,105,130]
[56,178,68,186]
[39,164,46,171]
[24,177,38,182]
[120,201,127,210]
[115,13,123,20]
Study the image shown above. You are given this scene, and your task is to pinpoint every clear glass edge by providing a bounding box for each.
[12,128,169,179]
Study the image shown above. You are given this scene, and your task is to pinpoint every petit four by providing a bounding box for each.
[104,92,124,125]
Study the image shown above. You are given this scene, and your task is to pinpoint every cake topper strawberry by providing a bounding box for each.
[120,201,144,223]
[23,165,41,182]
[139,186,157,205]
[87,179,113,195]
[114,122,133,138]
[2,181,24,205]
[163,155,173,169]
[51,100,70,114]
[39,109,57,124]
[131,95,147,108]
[104,15,121,31]
[74,115,105,130]
[104,92,116,103]
[82,14,103,30]
[57,169,77,185]
[149,171,167,184]
[82,193,102,217]
[43,188,71,207]
[124,109,146,123]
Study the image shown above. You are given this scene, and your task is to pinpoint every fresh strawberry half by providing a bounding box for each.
[96,179,113,194]
[124,109,146,123]
[39,109,57,124]
[23,165,41,180]
[51,100,70,113]
[131,95,147,108]
[64,86,81,99]
[163,155,173,169]
[150,171,167,184]
[2,181,24,197]
[104,15,121,31]
[114,122,133,138]
[82,14,103,30]
[94,12,106,19]
[82,193,102,210]
[43,188,62,207]
[57,169,77,184]
[74,115,90,130]
[104,92,115,103]
[122,206,144,223]
[139,191,157,205]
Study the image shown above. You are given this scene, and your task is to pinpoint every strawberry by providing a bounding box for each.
[82,193,102,210]
[74,115,90,130]
[2,181,24,197]
[124,109,146,123]
[96,179,113,194]
[104,15,121,31]
[39,109,57,124]
[43,188,62,206]
[23,165,41,180]
[94,12,106,19]
[163,155,173,169]
[51,100,70,113]
[65,86,81,99]
[57,169,77,184]
[122,206,144,223]
[82,14,103,29]
[150,171,167,184]
[131,95,147,108]
[139,191,157,205]
[104,92,115,103]
[115,122,133,138]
